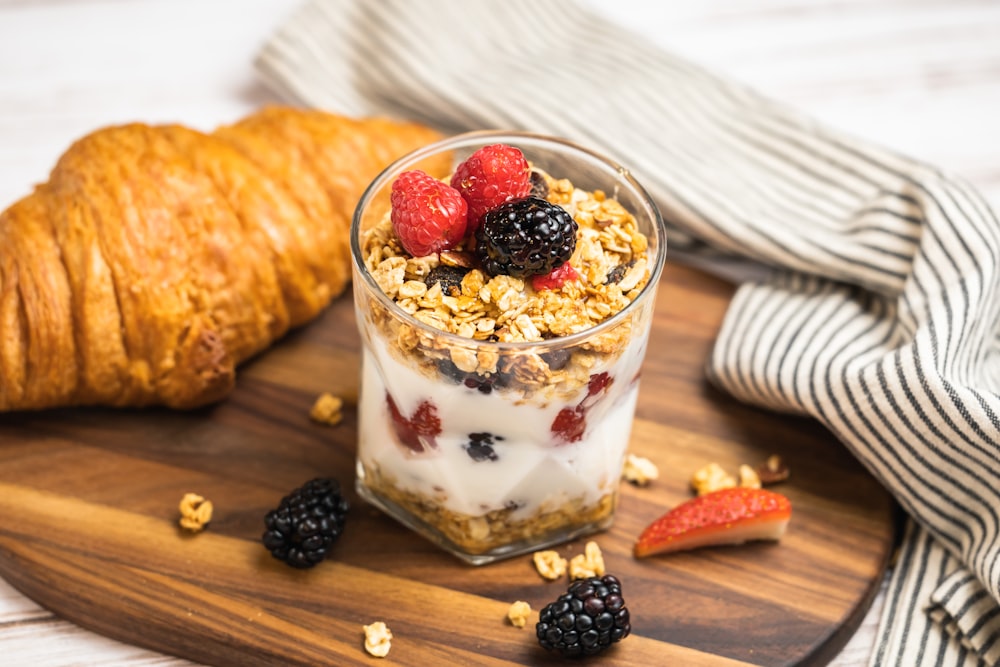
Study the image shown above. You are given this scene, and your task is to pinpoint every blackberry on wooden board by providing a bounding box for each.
[262,477,349,569]
[536,574,631,657]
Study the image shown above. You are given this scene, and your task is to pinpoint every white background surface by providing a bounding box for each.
[1,0,998,665]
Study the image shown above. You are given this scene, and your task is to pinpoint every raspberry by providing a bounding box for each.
[528,170,549,199]
[580,371,614,410]
[551,406,586,444]
[531,261,580,291]
[475,197,578,279]
[552,372,615,443]
[588,372,613,397]
[450,144,531,231]
[386,394,441,453]
[390,170,468,257]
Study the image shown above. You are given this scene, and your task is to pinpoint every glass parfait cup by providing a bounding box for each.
[350,131,666,565]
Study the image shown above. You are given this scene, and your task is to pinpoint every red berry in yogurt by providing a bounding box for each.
[551,373,616,443]
[551,406,587,444]
[386,394,441,453]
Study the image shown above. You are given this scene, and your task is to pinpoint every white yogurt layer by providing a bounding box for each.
[356,327,649,521]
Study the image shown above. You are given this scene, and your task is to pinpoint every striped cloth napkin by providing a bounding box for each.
[256,1,1000,664]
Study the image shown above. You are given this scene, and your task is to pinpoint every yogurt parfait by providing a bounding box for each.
[350,132,666,564]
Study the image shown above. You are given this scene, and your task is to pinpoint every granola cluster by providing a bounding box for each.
[177,493,213,533]
[359,170,652,399]
[690,456,790,496]
[360,461,616,555]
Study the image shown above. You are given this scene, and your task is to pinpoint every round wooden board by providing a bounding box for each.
[0,262,899,667]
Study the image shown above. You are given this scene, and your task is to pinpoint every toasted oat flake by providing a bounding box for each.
[691,462,737,496]
[363,621,392,658]
[507,600,532,628]
[569,541,606,580]
[178,493,213,532]
[309,392,344,426]
[622,453,659,486]
[532,550,568,580]
[739,464,762,489]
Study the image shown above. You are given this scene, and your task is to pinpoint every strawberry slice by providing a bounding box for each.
[633,487,791,558]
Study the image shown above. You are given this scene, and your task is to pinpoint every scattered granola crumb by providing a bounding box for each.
[178,493,213,532]
[622,453,659,486]
[507,600,532,628]
[532,550,568,580]
[363,621,392,658]
[569,541,606,580]
[739,464,762,489]
[309,392,344,426]
[756,454,791,484]
[691,462,737,496]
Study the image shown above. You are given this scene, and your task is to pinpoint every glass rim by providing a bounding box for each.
[350,129,668,352]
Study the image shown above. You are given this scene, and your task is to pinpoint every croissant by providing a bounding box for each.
[0,106,442,412]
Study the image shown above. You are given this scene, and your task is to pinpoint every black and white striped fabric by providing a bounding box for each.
[256,1,1000,664]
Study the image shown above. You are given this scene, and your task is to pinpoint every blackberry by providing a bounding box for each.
[463,372,507,394]
[436,358,508,395]
[605,260,635,285]
[475,197,577,279]
[541,348,572,371]
[528,170,550,199]
[262,477,349,569]
[464,432,504,462]
[437,358,468,384]
[424,265,469,297]
[536,574,631,657]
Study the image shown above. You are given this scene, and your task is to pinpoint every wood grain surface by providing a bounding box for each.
[0,262,899,667]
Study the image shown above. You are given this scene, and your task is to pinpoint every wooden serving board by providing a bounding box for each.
[0,263,898,667]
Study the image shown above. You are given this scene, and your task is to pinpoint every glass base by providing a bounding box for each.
[355,477,615,566]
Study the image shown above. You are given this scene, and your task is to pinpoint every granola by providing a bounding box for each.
[568,540,606,580]
[360,169,651,400]
[178,493,213,532]
[308,392,344,426]
[363,621,392,658]
[622,453,659,486]
[360,461,616,555]
[507,601,532,628]
[532,550,569,581]
[690,462,737,496]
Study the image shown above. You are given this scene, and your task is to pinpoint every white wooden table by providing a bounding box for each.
[1,1,997,665]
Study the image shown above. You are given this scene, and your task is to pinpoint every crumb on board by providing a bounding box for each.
[507,600,532,628]
[363,621,392,658]
[622,453,659,486]
[178,493,213,532]
[532,550,568,581]
[691,462,737,496]
[309,392,344,426]
[569,541,605,580]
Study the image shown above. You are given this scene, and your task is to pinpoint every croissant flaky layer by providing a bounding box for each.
[0,106,442,412]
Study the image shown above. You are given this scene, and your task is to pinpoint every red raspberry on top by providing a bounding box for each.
[531,261,580,291]
[391,170,468,257]
[450,144,532,231]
